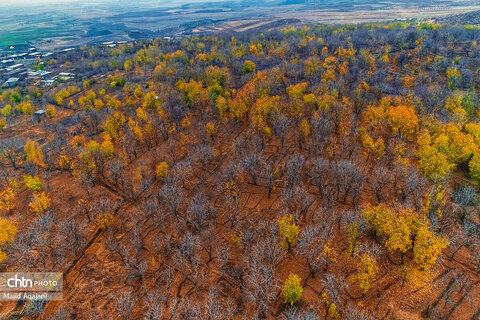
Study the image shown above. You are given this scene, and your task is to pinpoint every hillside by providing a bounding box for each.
[435,10,480,24]
[1,20,480,319]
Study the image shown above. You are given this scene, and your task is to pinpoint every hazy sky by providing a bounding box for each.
[0,0,201,4]
[0,0,151,6]
[0,0,80,5]
[3,0,71,2]
[0,0,213,7]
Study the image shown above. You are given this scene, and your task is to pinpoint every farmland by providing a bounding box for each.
[1,0,480,48]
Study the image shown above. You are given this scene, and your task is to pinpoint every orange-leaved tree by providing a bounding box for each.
[386,105,419,141]
[0,217,17,262]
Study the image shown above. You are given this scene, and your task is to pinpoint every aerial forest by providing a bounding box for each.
[1,20,480,319]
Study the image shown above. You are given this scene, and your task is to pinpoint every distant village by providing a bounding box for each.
[0,40,135,90]
[0,39,169,90]
[0,44,79,89]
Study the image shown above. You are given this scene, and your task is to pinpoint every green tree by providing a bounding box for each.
[242,60,256,73]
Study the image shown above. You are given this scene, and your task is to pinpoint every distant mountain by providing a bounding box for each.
[435,10,480,24]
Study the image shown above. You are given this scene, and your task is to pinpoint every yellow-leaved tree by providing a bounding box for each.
[281,273,303,306]
[416,130,456,181]
[356,252,377,293]
[469,152,480,184]
[155,162,168,181]
[385,209,420,263]
[386,105,419,141]
[364,204,448,270]
[0,188,15,214]
[103,111,126,140]
[359,127,385,160]
[206,122,217,138]
[23,175,43,192]
[413,225,448,270]
[0,217,17,262]
[363,203,392,237]
[29,191,51,215]
[278,214,300,251]
[24,139,46,168]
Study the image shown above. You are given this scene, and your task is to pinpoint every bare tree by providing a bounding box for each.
[114,290,134,320]
[159,181,184,216]
[143,289,165,320]
[296,224,331,278]
[240,152,266,185]
[172,160,193,189]
[285,154,305,188]
[273,117,291,149]
[344,305,372,320]
[372,166,391,204]
[309,158,335,207]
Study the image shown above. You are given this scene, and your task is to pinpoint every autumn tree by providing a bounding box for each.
[386,105,419,141]
[46,105,56,118]
[155,162,168,181]
[278,214,300,251]
[103,112,126,140]
[281,273,303,306]
[29,191,51,215]
[416,130,456,181]
[215,96,228,120]
[287,82,307,116]
[469,152,480,184]
[23,175,43,192]
[24,139,45,168]
[1,105,12,118]
[205,121,217,140]
[364,204,447,269]
[0,188,15,214]
[446,66,462,90]
[77,134,114,178]
[413,225,448,270]
[78,90,96,110]
[253,95,280,129]
[0,217,17,262]
[356,252,377,294]
[176,79,208,107]
[385,209,419,263]
[359,127,385,160]
[143,92,160,110]
[242,60,256,73]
